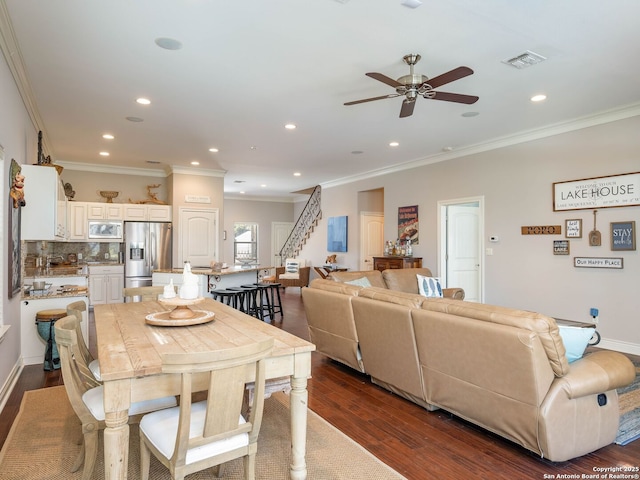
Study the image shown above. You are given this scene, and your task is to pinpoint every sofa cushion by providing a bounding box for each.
[345,277,372,288]
[416,274,443,298]
[358,287,425,308]
[329,270,387,288]
[558,326,596,363]
[382,268,434,293]
[308,278,362,296]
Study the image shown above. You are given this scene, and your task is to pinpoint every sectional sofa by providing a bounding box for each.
[301,268,636,461]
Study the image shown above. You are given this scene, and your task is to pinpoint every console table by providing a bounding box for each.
[373,256,422,272]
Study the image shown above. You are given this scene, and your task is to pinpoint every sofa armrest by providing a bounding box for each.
[442,287,465,300]
[557,350,636,399]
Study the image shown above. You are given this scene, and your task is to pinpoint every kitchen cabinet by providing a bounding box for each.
[123,204,171,221]
[373,256,422,272]
[67,202,88,240]
[21,165,67,241]
[87,202,123,219]
[88,265,124,306]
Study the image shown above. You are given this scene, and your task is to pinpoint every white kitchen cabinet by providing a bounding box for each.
[123,204,172,221]
[21,165,68,241]
[87,202,123,219]
[88,265,124,306]
[67,202,88,240]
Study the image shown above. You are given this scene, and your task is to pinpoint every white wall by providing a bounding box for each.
[300,116,640,354]
[0,47,39,395]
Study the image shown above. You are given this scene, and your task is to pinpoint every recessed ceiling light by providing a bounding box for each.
[293,172,301,177]
[208,148,219,153]
[285,123,296,130]
[240,191,245,194]
[155,37,183,50]
[136,97,151,105]
[191,161,200,166]
[389,142,399,147]
[250,146,257,150]
[102,134,115,140]
[126,116,144,122]
[99,151,110,156]
[531,94,547,102]
[260,184,267,188]
[461,111,479,118]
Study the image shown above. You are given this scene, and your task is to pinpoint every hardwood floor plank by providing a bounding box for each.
[1,292,638,480]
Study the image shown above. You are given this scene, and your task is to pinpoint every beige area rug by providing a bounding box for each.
[616,358,640,445]
[0,386,406,480]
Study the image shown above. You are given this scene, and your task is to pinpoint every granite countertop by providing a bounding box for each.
[21,285,88,300]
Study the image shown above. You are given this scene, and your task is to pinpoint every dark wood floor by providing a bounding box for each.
[2,290,638,479]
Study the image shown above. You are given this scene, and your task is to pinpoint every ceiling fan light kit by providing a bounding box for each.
[345,53,479,118]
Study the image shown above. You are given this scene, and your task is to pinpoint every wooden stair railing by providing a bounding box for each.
[278,185,322,263]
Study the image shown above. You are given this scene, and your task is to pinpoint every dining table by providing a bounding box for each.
[94,297,315,480]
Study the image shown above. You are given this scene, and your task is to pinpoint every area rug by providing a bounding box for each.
[0,386,407,480]
[616,357,640,445]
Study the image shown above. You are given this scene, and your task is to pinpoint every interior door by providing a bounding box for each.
[272,222,293,267]
[178,208,219,267]
[359,212,384,271]
[445,203,481,302]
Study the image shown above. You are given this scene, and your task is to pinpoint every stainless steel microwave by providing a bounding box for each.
[87,220,123,240]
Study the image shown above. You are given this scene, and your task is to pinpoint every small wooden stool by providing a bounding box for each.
[35,308,67,371]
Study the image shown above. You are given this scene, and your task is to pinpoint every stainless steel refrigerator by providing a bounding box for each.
[124,221,172,288]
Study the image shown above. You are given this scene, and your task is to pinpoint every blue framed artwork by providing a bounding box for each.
[327,216,348,252]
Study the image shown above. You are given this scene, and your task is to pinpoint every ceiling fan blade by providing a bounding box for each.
[426,66,474,89]
[344,94,400,106]
[366,72,402,88]
[430,91,479,104]
[399,99,416,118]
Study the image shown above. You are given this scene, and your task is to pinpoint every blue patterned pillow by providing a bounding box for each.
[416,274,443,298]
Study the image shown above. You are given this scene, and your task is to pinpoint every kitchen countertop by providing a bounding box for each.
[154,265,273,275]
[21,285,88,300]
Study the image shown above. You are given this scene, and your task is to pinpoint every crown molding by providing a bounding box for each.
[56,160,167,177]
[169,166,226,177]
[321,102,640,191]
[223,193,298,203]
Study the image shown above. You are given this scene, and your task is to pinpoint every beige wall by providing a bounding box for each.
[60,170,169,204]
[300,116,640,354]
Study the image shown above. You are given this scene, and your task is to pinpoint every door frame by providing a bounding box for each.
[437,196,485,302]
[359,211,384,271]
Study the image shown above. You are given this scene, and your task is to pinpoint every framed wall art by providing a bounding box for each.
[553,240,570,255]
[565,219,582,238]
[327,215,348,252]
[553,171,640,211]
[610,221,636,251]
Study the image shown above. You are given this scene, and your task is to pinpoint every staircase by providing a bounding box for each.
[279,185,322,261]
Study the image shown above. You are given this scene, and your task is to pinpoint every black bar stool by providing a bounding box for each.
[211,289,242,310]
[227,287,250,313]
[265,282,283,321]
[244,283,272,321]
[238,285,261,319]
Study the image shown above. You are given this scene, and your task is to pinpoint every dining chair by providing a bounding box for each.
[55,315,178,480]
[123,285,167,302]
[139,337,275,480]
[66,300,101,385]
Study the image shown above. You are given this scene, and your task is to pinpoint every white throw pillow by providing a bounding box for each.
[416,274,443,298]
[558,325,596,363]
[345,277,372,288]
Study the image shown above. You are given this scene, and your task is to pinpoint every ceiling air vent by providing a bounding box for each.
[502,50,547,69]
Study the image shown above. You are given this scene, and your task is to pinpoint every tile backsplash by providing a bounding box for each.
[24,240,123,265]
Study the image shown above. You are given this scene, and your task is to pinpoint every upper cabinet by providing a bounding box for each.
[123,204,172,222]
[87,203,123,220]
[21,165,67,241]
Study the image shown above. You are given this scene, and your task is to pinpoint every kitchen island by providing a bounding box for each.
[153,265,273,296]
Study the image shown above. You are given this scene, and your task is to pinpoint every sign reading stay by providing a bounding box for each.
[521,225,562,235]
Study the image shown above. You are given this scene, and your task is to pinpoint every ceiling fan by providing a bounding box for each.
[344,54,479,118]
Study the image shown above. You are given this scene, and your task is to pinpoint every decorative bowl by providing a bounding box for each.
[99,190,119,203]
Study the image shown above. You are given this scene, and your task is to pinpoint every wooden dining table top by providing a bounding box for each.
[94,297,315,382]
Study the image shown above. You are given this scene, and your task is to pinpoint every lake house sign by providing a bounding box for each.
[553,172,640,211]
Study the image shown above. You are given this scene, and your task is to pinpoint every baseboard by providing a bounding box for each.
[598,338,640,357]
[0,359,24,416]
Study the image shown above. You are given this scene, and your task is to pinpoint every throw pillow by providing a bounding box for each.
[416,274,443,298]
[558,325,596,363]
[345,277,372,288]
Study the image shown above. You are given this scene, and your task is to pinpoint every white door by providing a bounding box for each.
[359,212,384,271]
[439,198,483,303]
[179,208,219,267]
[272,222,293,267]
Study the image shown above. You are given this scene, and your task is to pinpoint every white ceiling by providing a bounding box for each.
[3,0,640,199]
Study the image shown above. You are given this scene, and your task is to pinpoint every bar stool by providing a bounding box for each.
[267,282,283,321]
[211,289,242,309]
[226,287,250,313]
[244,283,272,321]
[35,308,67,371]
[238,285,261,319]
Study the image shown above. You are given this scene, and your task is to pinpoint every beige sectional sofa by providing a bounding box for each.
[302,269,636,461]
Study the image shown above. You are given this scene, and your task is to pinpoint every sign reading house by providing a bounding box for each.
[553,172,640,211]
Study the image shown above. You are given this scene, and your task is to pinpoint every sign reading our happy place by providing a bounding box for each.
[553,172,640,211]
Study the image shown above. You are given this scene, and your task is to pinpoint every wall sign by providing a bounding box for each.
[610,221,636,251]
[574,257,623,269]
[565,219,582,238]
[553,172,640,211]
[398,205,419,245]
[553,240,570,255]
[521,225,561,235]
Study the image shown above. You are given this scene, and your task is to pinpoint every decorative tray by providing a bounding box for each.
[146,297,214,326]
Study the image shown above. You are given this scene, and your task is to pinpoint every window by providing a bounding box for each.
[233,222,258,265]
